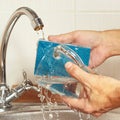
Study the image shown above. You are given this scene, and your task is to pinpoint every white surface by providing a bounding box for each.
[76,0,120,11]
[0,0,120,88]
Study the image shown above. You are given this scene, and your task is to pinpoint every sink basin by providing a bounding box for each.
[0,103,120,120]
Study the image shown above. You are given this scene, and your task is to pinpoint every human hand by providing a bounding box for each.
[48,30,120,68]
[62,62,120,117]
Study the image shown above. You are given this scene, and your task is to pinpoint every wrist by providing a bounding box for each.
[101,30,120,57]
[112,80,120,107]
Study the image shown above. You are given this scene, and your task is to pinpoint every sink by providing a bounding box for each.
[0,103,83,120]
[0,103,120,120]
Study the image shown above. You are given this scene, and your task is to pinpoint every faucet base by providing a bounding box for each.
[0,84,12,110]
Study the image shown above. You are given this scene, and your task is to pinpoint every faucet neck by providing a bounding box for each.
[0,7,44,109]
[0,15,20,84]
[0,7,44,84]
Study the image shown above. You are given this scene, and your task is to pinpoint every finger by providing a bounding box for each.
[62,96,85,110]
[62,96,93,114]
[65,62,92,86]
[79,86,84,98]
[92,112,102,117]
[48,33,74,43]
[80,86,89,98]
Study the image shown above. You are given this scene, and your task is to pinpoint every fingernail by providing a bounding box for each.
[48,35,55,39]
[65,62,73,69]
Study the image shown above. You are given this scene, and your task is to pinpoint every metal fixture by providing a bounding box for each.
[0,7,44,109]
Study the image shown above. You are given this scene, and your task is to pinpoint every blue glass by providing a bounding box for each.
[34,40,91,76]
[34,40,91,98]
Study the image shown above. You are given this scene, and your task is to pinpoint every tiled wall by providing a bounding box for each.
[0,0,120,87]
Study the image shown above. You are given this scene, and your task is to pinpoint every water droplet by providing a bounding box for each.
[54,102,58,107]
[49,113,53,119]
[86,114,91,120]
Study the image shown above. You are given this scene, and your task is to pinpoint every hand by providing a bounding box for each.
[62,62,120,117]
[48,30,120,68]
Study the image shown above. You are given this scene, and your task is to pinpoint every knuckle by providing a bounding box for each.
[85,108,93,113]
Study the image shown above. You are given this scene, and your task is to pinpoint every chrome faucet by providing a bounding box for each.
[0,7,43,109]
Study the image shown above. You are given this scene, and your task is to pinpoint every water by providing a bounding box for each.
[36,72,91,120]
[38,85,92,120]
[36,29,45,40]
[38,85,60,120]
[36,72,82,98]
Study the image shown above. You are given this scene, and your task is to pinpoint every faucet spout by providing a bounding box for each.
[0,7,44,84]
[0,7,44,109]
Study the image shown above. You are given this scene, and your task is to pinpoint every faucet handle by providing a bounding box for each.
[22,70,40,92]
[22,70,33,87]
[22,79,40,92]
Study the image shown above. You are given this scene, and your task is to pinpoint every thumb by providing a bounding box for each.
[65,62,91,86]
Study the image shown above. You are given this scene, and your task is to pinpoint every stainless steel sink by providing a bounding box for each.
[0,103,120,120]
[0,103,85,120]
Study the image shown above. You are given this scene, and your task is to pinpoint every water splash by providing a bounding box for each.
[38,85,60,120]
[38,85,92,120]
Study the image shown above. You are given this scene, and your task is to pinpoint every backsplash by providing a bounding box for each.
[0,0,120,87]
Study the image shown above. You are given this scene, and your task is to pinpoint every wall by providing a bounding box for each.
[0,0,120,87]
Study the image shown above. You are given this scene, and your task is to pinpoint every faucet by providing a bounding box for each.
[0,7,44,109]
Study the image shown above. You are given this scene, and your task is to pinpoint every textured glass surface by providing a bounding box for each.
[34,40,91,76]
[34,40,91,98]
